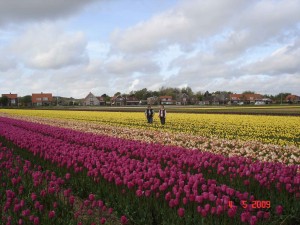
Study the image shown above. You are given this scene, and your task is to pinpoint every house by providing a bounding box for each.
[147,96,158,105]
[243,94,263,104]
[1,93,18,106]
[159,96,176,105]
[32,92,53,106]
[176,93,189,105]
[229,93,263,104]
[229,94,243,104]
[83,92,100,106]
[261,98,273,104]
[83,92,106,106]
[111,95,125,106]
[126,96,140,105]
[97,97,106,105]
[202,92,230,105]
[285,95,300,103]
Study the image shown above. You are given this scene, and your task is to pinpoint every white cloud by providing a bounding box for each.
[129,79,139,91]
[105,55,160,75]
[9,23,89,70]
[242,39,300,75]
[110,0,249,53]
[111,0,300,60]
[0,56,16,71]
[212,0,300,60]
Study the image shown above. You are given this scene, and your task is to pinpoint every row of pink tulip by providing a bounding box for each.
[0,117,299,225]
[1,117,298,196]
[0,143,127,225]
[3,113,299,165]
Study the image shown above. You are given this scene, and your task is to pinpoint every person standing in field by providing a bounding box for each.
[158,105,166,125]
[145,105,154,123]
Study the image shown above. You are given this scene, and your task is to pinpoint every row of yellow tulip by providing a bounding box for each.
[1,109,299,147]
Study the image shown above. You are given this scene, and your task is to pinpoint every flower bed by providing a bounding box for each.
[0,117,299,225]
[0,142,124,225]
[1,109,299,147]
[1,114,299,165]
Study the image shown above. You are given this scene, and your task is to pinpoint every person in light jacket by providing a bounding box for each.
[145,105,154,123]
[158,105,166,125]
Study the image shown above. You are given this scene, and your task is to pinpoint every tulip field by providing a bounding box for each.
[0,109,299,225]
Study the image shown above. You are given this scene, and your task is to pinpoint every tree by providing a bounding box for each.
[204,91,210,97]
[134,88,148,100]
[114,92,121,96]
[159,86,176,99]
[274,93,291,103]
[152,91,159,97]
[144,90,153,99]
[104,96,111,102]
[100,94,111,103]
[195,91,203,100]
[0,96,9,106]
[242,91,255,94]
[181,87,193,96]
[20,95,32,106]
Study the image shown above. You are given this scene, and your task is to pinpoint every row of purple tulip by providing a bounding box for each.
[0,116,299,225]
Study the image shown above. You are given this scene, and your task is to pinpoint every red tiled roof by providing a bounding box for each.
[230,94,262,101]
[2,94,17,99]
[243,94,262,100]
[229,94,243,100]
[285,95,300,101]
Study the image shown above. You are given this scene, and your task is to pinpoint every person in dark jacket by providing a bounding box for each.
[145,105,154,123]
[158,105,166,125]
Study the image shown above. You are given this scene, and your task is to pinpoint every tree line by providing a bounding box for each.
[104,87,292,102]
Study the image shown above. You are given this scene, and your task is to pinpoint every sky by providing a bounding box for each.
[0,0,300,98]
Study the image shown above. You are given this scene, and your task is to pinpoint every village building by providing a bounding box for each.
[126,96,140,105]
[285,94,300,103]
[83,92,106,106]
[147,96,158,105]
[111,95,125,106]
[32,92,53,106]
[229,93,265,104]
[159,96,176,105]
[1,93,18,106]
[176,93,190,105]
[229,94,243,104]
[242,94,263,104]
